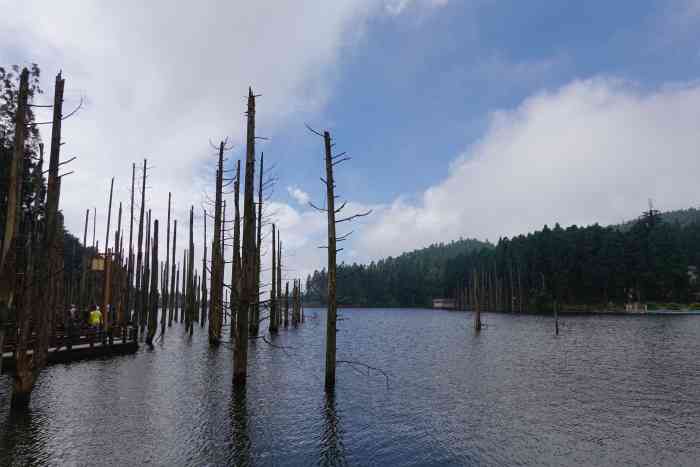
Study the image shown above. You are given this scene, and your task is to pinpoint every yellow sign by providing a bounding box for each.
[91,257,105,271]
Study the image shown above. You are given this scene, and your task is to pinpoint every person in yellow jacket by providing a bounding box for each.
[88,305,103,328]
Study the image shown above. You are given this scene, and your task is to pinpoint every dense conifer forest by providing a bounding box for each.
[305,208,700,309]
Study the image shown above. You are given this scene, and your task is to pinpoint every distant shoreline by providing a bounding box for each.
[304,304,700,315]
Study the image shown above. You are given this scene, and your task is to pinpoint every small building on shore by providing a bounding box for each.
[432,298,456,310]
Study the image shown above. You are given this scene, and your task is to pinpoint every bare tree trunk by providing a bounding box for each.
[230,160,241,338]
[162,193,171,336]
[35,73,65,370]
[269,224,277,334]
[142,210,151,335]
[13,215,35,408]
[104,177,114,260]
[115,203,123,324]
[79,209,90,315]
[181,249,187,324]
[169,219,177,326]
[187,206,195,336]
[323,131,338,392]
[209,143,224,345]
[277,237,282,330]
[201,209,208,328]
[0,69,28,378]
[234,88,256,385]
[174,263,180,325]
[284,281,289,328]
[134,159,147,339]
[147,220,159,346]
[252,152,264,336]
[127,163,135,325]
[474,269,481,332]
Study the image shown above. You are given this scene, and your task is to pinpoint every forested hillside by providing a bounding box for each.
[304,238,491,307]
[306,207,700,309]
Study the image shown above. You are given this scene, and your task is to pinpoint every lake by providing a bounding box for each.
[1,308,699,466]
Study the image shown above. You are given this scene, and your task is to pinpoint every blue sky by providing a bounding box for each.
[3,0,700,280]
[280,0,700,208]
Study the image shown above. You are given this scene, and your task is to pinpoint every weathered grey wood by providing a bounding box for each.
[104,177,114,256]
[252,152,264,336]
[323,131,338,392]
[209,143,224,344]
[162,192,171,336]
[187,206,195,336]
[277,237,282,330]
[126,163,135,325]
[0,69,29,378]
[134,159,147,338]
[284,281,289,328]
[169,219,177,326]
[230,160,241,337]
[269,224,277,334]
[201,208,208,328]
[146,219,158,346]
[234,88,256,385]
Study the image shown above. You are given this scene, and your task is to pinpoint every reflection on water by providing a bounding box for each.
[2,309,700,466]
[319,392,346,467]
[229,386,251,467]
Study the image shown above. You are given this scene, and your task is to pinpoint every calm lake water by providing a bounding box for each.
[1,308,699,466]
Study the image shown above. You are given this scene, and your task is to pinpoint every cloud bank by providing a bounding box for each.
[357,78,700,259]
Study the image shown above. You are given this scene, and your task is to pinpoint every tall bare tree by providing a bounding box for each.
[234,88,257,385]
[209,142,224,344]
[307,127,371,392]
[0,68,28,377]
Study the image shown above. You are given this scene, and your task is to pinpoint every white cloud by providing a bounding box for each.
[287,186,310,206]
[385,0,449,16]
[358,77,700,259]
[0,0,433,284]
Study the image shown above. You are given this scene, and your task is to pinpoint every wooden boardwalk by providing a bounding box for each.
[1,325,139,374]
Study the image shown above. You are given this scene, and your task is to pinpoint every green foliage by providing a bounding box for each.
[305,238,491,307]
[307,210,700,308]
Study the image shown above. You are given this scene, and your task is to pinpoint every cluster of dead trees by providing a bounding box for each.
[0,70,76,408]
[1,64,369,407]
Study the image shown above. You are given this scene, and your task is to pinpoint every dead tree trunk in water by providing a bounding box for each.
[79,209,90,314]
[169,219,177,326]
[277,237,282,330]
[143,210,151,335]
[162,193,171,336]
[307,126,371,392]
[126,163,135,324]
[186,206,195,336]
[230,160,241,338]
[284,281,289,328]
[181,248,187,324]
[174,263,180,324]
[252,152,264,336]
[209,142,224,345]
[474,269,482,332]
[0,69,28,378]
[134,159,147,339]
[234,88,257,385]
[146,220,159,346]
[34,73,64,370]
[105,177,114,258]
[322,131,338,391]
[269,224,277,334]
[201,209,208,328]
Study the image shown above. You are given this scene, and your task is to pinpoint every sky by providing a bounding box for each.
[2,0,700,287]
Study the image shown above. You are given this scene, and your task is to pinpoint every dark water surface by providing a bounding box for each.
[2,309,700,466]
